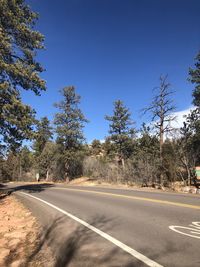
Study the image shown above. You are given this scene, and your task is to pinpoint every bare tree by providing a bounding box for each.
[143,75,176,185]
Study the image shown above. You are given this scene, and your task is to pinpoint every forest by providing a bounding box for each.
[0,0,200,189]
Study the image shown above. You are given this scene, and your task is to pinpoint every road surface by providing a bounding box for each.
[6,183,200,266]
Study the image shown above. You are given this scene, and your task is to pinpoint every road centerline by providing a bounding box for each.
[20,191,163,267]
[52,187,200,210]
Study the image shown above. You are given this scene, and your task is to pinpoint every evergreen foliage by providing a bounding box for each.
[0,2,199,187]
[54,86,88,151]
[0,89,35,151]
[0,0,45,150]
[105,100,135,165]
[91,139,102,156]
[0,0,45,95]
[54,86,88,179]
[33,117,53,156]
[189,51,200,107]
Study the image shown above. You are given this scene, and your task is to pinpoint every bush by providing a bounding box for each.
[83,157,120,183]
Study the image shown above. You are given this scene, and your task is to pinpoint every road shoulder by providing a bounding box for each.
[0,195,54,267]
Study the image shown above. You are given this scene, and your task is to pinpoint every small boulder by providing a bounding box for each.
[196,188,200,194]
[189,187,197,194]
[182,186,190,193]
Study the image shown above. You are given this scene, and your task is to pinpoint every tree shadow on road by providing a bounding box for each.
[137,239,189,267]
[0,183,54,200]
[22,214,141,267]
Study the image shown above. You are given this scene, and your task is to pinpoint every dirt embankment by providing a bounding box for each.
[0,195,54,267]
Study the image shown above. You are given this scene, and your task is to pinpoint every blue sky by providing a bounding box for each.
[23,0,200,142]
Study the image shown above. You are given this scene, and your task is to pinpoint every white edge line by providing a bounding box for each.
[20,192,163,267]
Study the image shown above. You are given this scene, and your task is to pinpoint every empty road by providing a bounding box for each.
[9,183,200,266]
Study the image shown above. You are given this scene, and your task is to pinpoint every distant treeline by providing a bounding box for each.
[0,1,200,187]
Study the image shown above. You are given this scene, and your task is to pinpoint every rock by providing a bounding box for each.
[182,186,190,193]
[189,187,197,194]
[196,188,200,194]
[182,186,198,194]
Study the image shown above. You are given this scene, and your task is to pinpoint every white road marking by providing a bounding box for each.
[169,222,200,239]
[20,192,163,267]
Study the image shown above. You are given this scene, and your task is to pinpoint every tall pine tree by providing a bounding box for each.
[33,117,53,156]
[0,0,45,150]
[181,53,200,175]
[105,100,135,167]
[54,86,88,179]
[189,51,200,107]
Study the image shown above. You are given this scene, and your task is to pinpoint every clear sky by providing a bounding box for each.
[23,0,200,142]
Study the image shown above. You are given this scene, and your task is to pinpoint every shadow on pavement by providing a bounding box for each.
[0,183,54,200]
[21,215,141,267]
[0,184,156,266]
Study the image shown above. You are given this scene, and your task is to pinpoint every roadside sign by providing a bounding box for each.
[195,167,200,180]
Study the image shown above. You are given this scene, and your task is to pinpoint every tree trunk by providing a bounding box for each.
[185,163,192,186]
[159,122,164,185]
[182,156,191,186]
[118,153,125,170]
[19,157,22,181]
[46,169,49,181]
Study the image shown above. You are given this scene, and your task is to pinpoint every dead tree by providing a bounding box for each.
[143,75,176,185]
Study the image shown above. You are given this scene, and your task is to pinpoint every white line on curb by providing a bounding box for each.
[20,192,163,267]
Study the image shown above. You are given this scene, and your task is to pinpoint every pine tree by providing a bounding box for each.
[54,86,88,150]
[181,109,200,168]
[37,141,57,180]
[0,0,45,95]
[33,117,53,156]
[189,51,200,107]
[184,51,200,174]
[18,146,33,179]
[0,89,36,151]
[105,100,135,167]
[54,86,88,179]
[132,124,160,186]
[0,0,45,150]
[91,139,102,156]
[179,121,197,185]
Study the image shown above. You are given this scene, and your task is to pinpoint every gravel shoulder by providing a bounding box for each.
[0,194,55,267]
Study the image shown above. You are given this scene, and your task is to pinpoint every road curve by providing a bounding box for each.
[11,183,200,267]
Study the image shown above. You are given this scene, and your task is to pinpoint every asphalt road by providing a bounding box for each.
[6,183,200,267]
